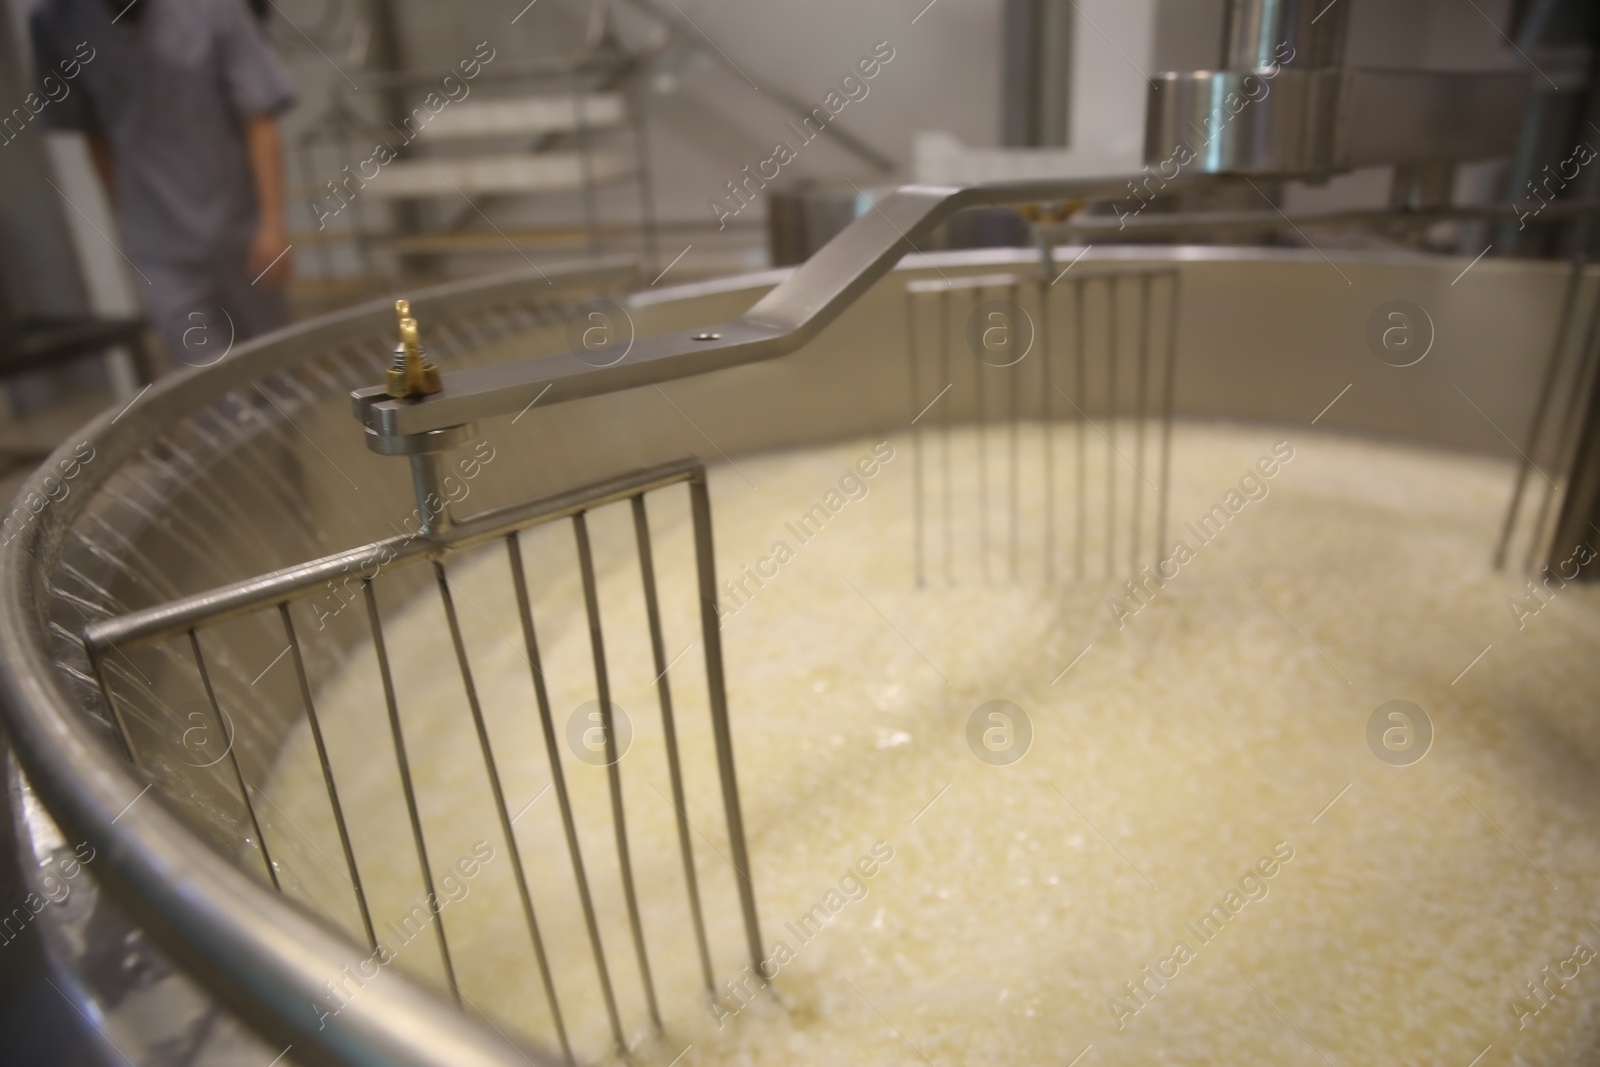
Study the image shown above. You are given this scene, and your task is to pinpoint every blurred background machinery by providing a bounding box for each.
[4,0,1596,321]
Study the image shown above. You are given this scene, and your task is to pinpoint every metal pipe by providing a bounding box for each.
[631,494,716,994]
[505,532,627,1052]
[1037,200,1600,243]
[1105,277,1118,578]
[1008,280,1021,582]
[1529,290,1600,571]
[1073,276,1087,582]
[362,580,464,1008]
[1040,277,1055,583]
[1132,274,1151,571]
[1221,0,1349,69]
[940,288,953,585]
[689,475,765,978]
[1495,255,1589,569]
[190,629,279,892]
[84,459,702,654]
[572,511,662,1033]
[907,290,925,588]
[1156,274,1181,564]
[433,562,573,1062]
[975,286,990,583]
[280,603,379,955]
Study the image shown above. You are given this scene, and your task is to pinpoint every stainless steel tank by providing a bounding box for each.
[0,179,1592,1065]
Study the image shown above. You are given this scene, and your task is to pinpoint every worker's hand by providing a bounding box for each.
[248,222,293,289]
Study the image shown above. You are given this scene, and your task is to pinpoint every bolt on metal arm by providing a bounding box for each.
[369,299,476,536]
[388,299,443,399]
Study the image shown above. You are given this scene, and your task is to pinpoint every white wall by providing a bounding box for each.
[265,0,1012,237]
[10,0,1540,289]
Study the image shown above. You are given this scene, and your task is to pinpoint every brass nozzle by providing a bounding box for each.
[387,298,442,399]
[1017,201,1083,224]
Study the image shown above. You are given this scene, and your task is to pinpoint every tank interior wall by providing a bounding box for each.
[56,248,1585,859]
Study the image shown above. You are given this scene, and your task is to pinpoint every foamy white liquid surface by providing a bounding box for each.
[263,423,1600,1067]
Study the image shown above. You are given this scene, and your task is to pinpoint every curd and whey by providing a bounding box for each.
[263,423,1600,1066]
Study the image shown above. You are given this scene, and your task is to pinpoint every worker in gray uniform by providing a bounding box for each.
[29,0,296,366]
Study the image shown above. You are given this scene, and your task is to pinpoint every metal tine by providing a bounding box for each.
[188,629,280,892]
[99,658,232,784]
[575,81,600,255]
[1073,276,1088,582]
[87,655,156,739]
[477,305,522,348]
[432,561,574,1064]
[502,301,544,338]
[1157,273,1180,564]
[1132,274,1152,572]
[1008,280,1020,583]
[688,476,765,977]
[279,603,378,954]
[360,579,462,1006]
[571,511,663,1033]
[630,494,716,995]
[907,289,926,588]
[1495,254,1585,569]
[1040,277,1055,584]
[505,531,627,1052]
[940,288,953,586]
[974,285,990,584]
[84,642,138,764]
[444,307,495,363]
[1106,276,1118,579]
[1523,272,1600,572]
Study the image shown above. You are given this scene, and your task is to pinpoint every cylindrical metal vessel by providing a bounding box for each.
[1,244,1590,1064]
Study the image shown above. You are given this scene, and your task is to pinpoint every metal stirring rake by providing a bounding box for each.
[904,265,1181,587]
[83,303,765,1064]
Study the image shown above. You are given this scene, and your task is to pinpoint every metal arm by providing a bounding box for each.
[351,176,1230,445]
